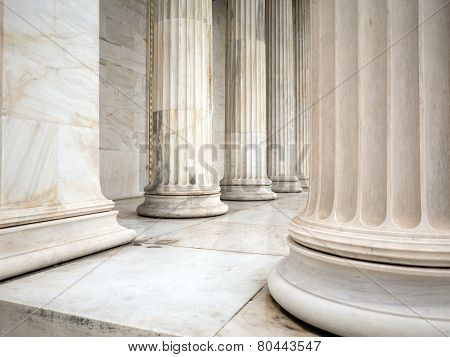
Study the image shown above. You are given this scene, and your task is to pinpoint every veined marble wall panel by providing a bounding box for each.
[0,0,110,223]
[99,0,148,200]
[0,0,135,280]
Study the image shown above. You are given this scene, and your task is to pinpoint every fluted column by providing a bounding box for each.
[293,0,311,188]
[220,0,276,201]
[138,0,228,218]
[269,0,450,336]
[266,0,302,193]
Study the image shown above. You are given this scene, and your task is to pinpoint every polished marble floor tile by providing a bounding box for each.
[217,286,327,337]
[0,193,318,337]
[215,208,294,226]
[0,245,281,337]
[146,221,290,256]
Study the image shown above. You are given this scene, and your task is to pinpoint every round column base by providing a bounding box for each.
[220,184,277,201]
[137,193,229,218]
[271,178,303,193]
[268,238,450,336]
[299,178,310,189]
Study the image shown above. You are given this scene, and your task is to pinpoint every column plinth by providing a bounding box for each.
[269,0,450,336]
[266,0,302,194]
[220,0,276,202]
[138,0,228,217]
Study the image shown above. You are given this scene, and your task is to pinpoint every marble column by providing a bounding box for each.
[220,0,277,201]
[293,0,311,189]
[266,0,302,193]
[0,0,135,281]
[269,0,450,336]
[138,0,228,218]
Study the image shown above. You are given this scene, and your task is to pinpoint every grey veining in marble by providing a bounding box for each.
[0,0,135,281]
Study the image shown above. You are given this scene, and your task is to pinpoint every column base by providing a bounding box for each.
[299,178,310,189]
[268,238,450,336]
[137,193,228,218]
[271,178,303,193]
[0,211,136,281]
[220,184,277,201]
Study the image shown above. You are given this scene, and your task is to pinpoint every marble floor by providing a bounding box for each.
[0,192,328,337]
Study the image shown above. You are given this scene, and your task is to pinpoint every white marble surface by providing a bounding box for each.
[0,0,135,281]
[269,0,450,337]
[148,221,290,256]
[99,0,148,200]
[218,286,324,337]
[138,0,228,218]
[215,207,294,226]
[266,0,302,193]
[0,245,280,337]
[212,0,227,182]
[124,193,307,255]
[1,0,109,219]
[98,0,228,200]
[0,193,318,337]
[293,0,311,188]
[220,0,276,201]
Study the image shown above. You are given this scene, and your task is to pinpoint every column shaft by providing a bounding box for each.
[266,0,302,193]
[269,0,450,336]
[293,0,311,189]
[220,0,276,201]
[138,0,228,217]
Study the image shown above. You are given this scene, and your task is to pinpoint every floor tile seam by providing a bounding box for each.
[139,243,286,258]
[213,284,268,337]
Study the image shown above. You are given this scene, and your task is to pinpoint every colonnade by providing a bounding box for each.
[2,0,449,337]
[138,0,309,216]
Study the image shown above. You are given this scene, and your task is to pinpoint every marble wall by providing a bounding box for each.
[99,0,148,200]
